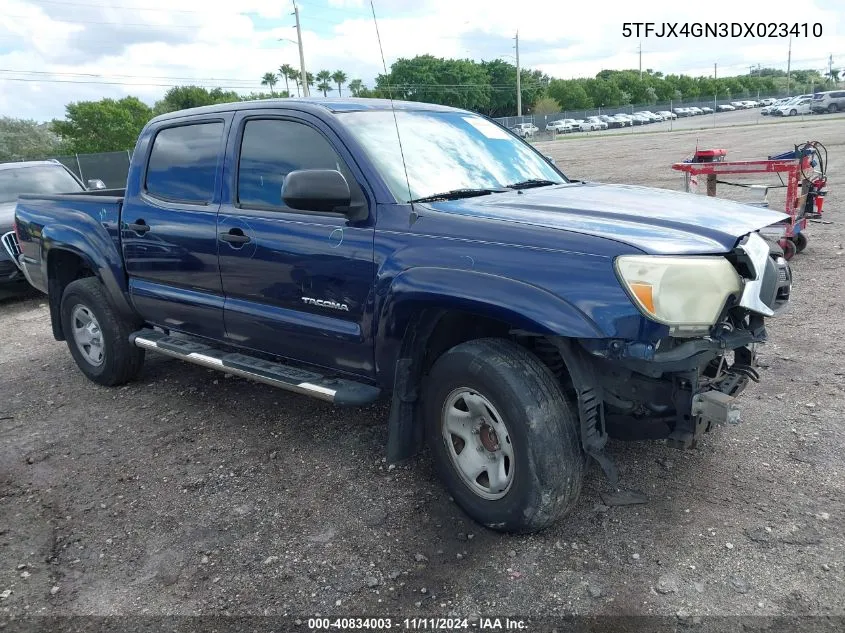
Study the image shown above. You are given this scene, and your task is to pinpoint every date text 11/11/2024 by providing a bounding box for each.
[307,618,528,630]
[622,22,823,37]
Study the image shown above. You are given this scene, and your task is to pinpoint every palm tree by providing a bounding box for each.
[261,72,278,96]
[348,79,364,97]
[289,70,301,97]
[305,72,315,92]
[331,70,348,97]
[316,70,332,97]
[278,64,295,97]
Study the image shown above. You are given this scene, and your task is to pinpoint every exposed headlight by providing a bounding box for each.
[615,256,742,334]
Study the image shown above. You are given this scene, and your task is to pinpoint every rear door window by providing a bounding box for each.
[145,122,224,203]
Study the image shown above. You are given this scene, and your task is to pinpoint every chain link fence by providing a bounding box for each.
[51,150,133,189]
[492,92,812,141]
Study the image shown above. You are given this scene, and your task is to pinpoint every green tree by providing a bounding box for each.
[278,64,295,96]
[316,70,333,97]
[306,72,315,92]
[377,55,491,112]
[261,72,278,96]
[152,86,241,115]
[533,97,560,115]
[52,97,152,153]
[348,79,364,96]
[289,70,301,97]
[331,70,348,96]
[547,79,592,110]
[0,117,64,162]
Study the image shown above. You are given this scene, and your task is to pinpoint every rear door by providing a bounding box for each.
[121,115,231,339]
[217,110,377,378]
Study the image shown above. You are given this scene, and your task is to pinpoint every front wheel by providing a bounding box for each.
[423,338,585,533]
[60,277,145,386]
[793,232,808,253]
[829,104,838,113]
[790,109,798,116]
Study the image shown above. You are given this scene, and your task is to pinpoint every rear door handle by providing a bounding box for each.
[219,229,251,245]
[126,220,150,234]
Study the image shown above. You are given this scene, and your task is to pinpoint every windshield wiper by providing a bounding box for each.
[506,179,560,190]
[409,188,508,203]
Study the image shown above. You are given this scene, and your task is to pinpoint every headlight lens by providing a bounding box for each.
[615,256,742,333]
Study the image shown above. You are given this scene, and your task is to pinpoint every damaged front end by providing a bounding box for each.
[577,231,791,450]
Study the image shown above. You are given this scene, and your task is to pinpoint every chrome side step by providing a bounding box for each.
[130,329,381,406]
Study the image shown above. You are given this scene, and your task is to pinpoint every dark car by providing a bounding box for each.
[14,98,793,533]
[1,161,93,296]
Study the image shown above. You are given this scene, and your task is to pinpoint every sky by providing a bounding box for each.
[1,0,844,121]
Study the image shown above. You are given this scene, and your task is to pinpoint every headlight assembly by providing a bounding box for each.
[615,255,742,334]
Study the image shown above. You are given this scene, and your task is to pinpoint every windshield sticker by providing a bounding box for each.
[462,117,511,140]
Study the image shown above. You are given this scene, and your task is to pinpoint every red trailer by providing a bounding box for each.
[671,142,828,259]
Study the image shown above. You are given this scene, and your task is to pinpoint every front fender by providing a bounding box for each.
[374,267,605,382]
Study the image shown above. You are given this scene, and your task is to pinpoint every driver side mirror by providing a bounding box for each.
[282,169,352,214]
[87,179,107,190]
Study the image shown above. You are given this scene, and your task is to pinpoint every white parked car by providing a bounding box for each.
[761,99,789,115]
[717,104,735,111]
[545,120,572,134]
[586,116,608,129]
[656,110,677,120]
[673,107,692,117]
[775,96,814,117]
[759,98,777,106]
[730,101,748,109]
[700,106,714,114]
[687,106,703,115]
[511,122,539,138]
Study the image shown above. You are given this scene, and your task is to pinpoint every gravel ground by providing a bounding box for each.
[1,116,843,626]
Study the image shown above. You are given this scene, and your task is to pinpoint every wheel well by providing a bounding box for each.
[48,250,95,341]
[385,307,575,463]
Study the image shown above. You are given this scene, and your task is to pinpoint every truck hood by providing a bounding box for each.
[432,182,789,254]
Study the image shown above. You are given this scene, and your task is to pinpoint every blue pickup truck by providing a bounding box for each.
[11,98,792,532]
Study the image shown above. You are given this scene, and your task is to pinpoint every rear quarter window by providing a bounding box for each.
[145,122,224,203]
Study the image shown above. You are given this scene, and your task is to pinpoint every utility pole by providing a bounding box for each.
[639,41,642,79]
[515,31,521,117]
[714,62,717,79]
[786,37,792,96]
[829,54,834,83]
[293,1,309,97]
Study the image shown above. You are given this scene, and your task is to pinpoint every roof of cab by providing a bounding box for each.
[148,97,464,125]
[0,159,64,171]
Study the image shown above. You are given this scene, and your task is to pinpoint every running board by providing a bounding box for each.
[130,329,381,406]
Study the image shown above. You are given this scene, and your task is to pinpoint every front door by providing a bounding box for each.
[122,117,231,339]
[218,112,376,378]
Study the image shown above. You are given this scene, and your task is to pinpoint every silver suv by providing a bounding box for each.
[811,90,845,114]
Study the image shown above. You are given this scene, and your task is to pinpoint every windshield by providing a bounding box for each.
[338,110,566,203]
[0,165,84,203]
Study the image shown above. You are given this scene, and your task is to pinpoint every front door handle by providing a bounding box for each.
[127,220,150,234]
[219,229,251,245]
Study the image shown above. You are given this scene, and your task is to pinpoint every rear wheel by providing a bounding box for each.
[793,233,808,253]
[829,104,838,113]
[423,338,585,533]
[790,109,798,116]
[60,277,144,386]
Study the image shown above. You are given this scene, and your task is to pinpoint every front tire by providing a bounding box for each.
[423,338,585,533]
[790,109,798,116]
[60,277,145,386]
[829,104,838,113]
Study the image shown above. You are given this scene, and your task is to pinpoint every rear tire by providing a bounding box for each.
[782,238,797,261]
[790,109,798,116]
[793,233,808,253]
[60,277,144,386]
[423,338,585,533]
[829,104,838,113]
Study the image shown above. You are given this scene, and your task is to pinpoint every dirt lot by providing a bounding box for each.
[1,116,844,627]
